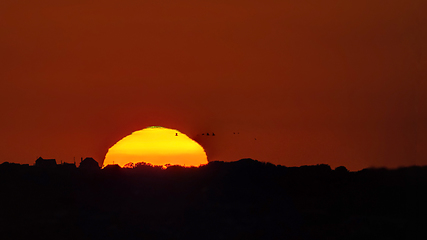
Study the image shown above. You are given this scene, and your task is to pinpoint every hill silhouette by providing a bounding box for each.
[0,159,426,239]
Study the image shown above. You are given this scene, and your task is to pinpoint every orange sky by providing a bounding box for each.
[1,0,426,170]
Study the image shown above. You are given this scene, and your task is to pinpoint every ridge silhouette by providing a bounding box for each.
[0,158,425,239]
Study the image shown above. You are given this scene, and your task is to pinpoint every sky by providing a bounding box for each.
[1,0,426,170]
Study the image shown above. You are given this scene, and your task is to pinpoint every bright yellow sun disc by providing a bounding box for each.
[103,126,208,167]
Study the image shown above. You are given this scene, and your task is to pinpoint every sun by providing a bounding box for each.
[103,126,208,168]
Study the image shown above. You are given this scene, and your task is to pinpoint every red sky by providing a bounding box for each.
[1,0,426,170]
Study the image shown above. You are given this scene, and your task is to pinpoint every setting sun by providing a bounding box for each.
[103,126,208,167]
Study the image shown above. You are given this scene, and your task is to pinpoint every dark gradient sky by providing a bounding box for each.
[1,0,426,170]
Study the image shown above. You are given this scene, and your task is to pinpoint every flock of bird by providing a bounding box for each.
[173,131,257,140]
[190,131,257,140]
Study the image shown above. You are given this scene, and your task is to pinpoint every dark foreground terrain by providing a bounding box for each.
[0,159,426,240]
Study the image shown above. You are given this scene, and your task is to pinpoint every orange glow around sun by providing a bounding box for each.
[103,126,208,168]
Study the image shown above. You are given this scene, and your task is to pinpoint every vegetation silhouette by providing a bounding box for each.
[0,158,425,239]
